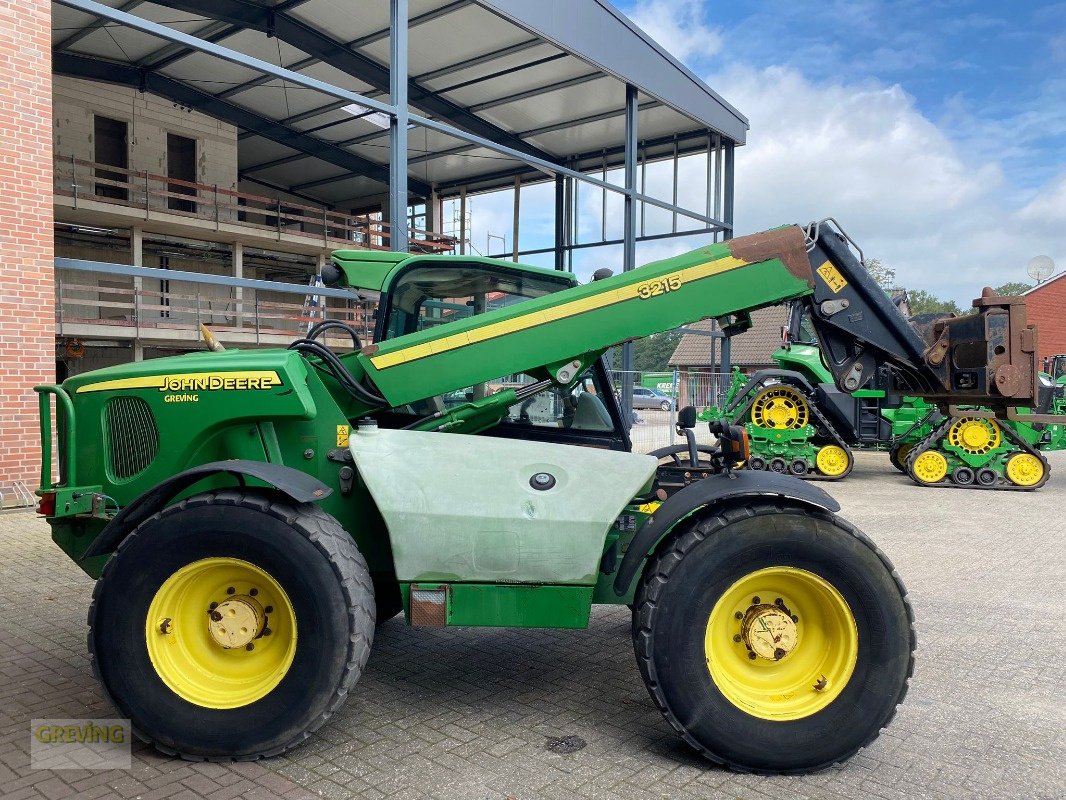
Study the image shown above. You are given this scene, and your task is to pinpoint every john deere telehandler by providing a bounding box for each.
[35,221,1045,772]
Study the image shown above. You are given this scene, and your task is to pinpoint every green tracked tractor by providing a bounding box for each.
[883,375,1066,490]
[33,221,1047,771]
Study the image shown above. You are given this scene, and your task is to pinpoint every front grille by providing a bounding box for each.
[105,396,159,480]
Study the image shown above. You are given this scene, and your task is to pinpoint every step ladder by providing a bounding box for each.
[302,274,326,334]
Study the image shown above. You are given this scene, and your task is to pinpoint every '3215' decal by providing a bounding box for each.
[636,274,683,299]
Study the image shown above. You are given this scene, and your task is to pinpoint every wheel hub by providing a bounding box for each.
[208,596,264,649]
[742,604,798,660]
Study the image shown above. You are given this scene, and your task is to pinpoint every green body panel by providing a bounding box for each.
[771,344,833,385]
[330,250,575,294]
[402,583,593,629]
[349,428,656,585]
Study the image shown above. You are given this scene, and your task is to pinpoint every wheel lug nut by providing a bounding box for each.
[246,643,254,651]
[208,602,218,611]
[752,596,760,604]
[775,598,783,606]
[734,611,743,620]
[249,588,258,596]
[210,610,223,622]
[748,652,757,660]
[264,605,273,614]
[774,648,787,661]
[732,634,742,643]
[226,586,236,595]
[791,615,799,623]
[262,627,272,637]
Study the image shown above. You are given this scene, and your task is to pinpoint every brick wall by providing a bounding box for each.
[1024,277,1066,363]
[0,0,53,494]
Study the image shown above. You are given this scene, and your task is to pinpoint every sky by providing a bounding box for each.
[449,0,1065,304]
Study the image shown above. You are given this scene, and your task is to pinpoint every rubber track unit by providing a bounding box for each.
[86,490,375,761]
[734,386,855,481]
[905,417,1051,491]
[632,500,916,774]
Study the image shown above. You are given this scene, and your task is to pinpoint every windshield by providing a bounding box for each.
[381,263,572,340]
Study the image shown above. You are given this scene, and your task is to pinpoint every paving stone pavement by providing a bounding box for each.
[1,451,1064,799]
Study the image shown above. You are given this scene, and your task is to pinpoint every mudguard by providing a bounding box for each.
[612,470,841,596]
[81,460,332,559]
[726,368,816,414]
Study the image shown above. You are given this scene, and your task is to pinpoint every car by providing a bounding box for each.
[632,386,675,411]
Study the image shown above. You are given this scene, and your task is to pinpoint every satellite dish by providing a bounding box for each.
[1027,255,1055,284]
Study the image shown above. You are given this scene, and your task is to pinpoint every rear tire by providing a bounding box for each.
[632,501,914,773]
[89,490,375,760]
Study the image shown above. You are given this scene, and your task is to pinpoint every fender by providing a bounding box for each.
[612,470,840,596]
[726,369,816,414]
[81,460,332,560]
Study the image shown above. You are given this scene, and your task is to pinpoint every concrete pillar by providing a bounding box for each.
[0,0,54,492]
[131,227,144,361]
[233,241,243,327]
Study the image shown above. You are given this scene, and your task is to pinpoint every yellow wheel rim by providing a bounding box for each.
[947,417,1001,455]
[704,567,858,721]
[751,386,809,430]
[911,450,948,484]
[896,444,913,465]
[1005,453,1044,486]
[146,557,297,709]
[815,445,849,476]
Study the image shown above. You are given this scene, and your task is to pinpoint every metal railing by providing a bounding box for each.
[56,259,375,346]
[54,154,456,254]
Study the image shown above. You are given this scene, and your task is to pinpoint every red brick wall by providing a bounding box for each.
[1025,278,1066,365]
[0,0,53,493]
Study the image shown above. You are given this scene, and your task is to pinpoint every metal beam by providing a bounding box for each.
[225,1,472,102]
[53,0,146,51]
[57,258,358,300]
[620,83,638,428]
[153,0,558,163]
[53,51,432,197]
[389,0,409,252]
[249,49,570,145]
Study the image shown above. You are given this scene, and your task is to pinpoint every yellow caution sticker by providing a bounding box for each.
[816,261,848,293]
[637,501,662,515]
[336,425,350,447]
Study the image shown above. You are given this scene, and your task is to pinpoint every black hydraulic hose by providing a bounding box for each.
[288,339,387,407]
[306,319,363,350]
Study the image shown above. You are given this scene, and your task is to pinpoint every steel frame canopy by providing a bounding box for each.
[51,0,747,253]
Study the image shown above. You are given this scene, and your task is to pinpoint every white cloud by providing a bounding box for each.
[445,60,1066,301]
[709,65,1066,300]
[628,0,722,62]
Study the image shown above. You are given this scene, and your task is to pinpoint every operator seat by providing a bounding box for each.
[571,391,613,431]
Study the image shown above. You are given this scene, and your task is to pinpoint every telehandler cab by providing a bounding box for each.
[35,220,1043,772]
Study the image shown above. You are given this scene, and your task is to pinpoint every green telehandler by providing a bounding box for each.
[34,221,1045,772]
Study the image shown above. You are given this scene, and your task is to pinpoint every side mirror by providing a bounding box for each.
[677,405,697,429]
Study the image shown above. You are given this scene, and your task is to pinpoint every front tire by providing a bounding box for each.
[89,490,375,760]
[632,501,914,773]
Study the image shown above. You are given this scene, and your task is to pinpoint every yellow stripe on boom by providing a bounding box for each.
[369,255,750,370]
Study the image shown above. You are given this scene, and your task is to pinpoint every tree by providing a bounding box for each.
[864,258,896,291]
[907,289,961,316]
[992,281,1032,296]
[607,330,683,374]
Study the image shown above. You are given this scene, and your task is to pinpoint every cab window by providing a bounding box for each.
[380,262,572,341]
